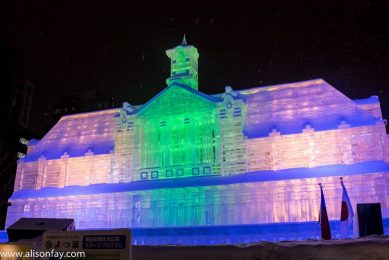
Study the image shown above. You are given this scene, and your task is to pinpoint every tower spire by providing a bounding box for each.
[166,35,199,90]
[181,34,187,46]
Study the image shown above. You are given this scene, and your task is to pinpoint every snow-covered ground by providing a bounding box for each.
[133,235,389,260]
[2,231,389,259]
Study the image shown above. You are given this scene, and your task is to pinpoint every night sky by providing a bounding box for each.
[1,1,388,135]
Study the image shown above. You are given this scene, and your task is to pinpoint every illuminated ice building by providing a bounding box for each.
[6,38,389,244]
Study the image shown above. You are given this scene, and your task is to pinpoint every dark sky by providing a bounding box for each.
[1,0,388,135]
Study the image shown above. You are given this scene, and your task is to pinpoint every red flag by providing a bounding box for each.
[340,178,354,238]
[319,184,331,240]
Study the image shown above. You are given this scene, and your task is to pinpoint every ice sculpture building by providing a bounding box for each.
[6,38,389,239]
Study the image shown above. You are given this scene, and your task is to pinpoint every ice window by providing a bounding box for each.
[233,107,242,117]
[21,170,38,190]
[151,171,158,179]
[141,172,148,179]
[203,166,211,175]
[192,168,199,175]
[166,169,173,177]
[23,204,30,212]
[177,169,184,176]
[219,109,227,119]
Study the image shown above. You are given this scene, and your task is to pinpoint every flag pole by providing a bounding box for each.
[319,182,331,240]
[339,176,355,239]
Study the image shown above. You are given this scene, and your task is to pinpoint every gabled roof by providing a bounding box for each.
[22,79,382,162]
[21,109,118,162]
[135,82,219,116]
[233,79,380,138]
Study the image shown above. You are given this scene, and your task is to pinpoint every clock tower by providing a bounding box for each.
[166,35,199,90]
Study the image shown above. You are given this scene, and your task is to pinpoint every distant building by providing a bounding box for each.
[9,80,34,128]
[6,38,389,241]
[0,42,15,229]
[52,88,121,125]
[0,44,38,229]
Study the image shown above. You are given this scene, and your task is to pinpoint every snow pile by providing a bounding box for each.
[133,235,389,260]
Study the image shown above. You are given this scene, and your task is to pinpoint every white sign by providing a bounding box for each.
[42,228,131,260]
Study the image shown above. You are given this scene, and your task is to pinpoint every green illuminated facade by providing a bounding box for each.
[112,37,247,182]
